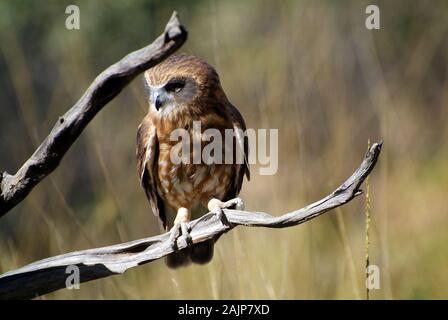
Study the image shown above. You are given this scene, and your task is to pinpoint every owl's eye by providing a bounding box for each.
[165,79,185,93]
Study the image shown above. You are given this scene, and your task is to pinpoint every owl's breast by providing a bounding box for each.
[156,144,233,210]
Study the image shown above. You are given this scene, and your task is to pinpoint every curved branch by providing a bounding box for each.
[0,142,382,300]
[0,11,188,217]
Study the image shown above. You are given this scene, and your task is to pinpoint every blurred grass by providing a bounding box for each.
[0,0,447,299]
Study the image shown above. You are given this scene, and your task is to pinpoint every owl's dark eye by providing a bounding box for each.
[165,79,185,93]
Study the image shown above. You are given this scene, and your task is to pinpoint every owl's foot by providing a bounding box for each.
[207,197,245,226]
[208,197,245,211]
[169,208,192,251]
[169,221,192,250]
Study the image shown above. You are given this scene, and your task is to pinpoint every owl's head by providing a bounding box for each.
[144,54,225,116]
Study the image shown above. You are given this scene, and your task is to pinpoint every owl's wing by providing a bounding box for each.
[225,103,250,200]
[136,116,167,229]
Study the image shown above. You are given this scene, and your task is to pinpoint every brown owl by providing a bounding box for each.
[136,54,249,268]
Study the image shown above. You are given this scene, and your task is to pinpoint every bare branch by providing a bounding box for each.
[0,12,188,217]
[0,142,382,300]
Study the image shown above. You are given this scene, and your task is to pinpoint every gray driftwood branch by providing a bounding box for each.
[0,142,382,300]
[0,11,187,217]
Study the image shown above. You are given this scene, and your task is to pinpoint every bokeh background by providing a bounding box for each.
[1,0,447,299]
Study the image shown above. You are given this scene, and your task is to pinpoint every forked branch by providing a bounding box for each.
[0,11,187,217]
[0,142,382,299]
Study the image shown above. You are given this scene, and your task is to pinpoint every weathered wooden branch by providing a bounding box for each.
[0,142,382,300]
[0,11,187,217]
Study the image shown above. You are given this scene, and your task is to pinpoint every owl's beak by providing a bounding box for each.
[150,89,168,111]
[155,95,165,111]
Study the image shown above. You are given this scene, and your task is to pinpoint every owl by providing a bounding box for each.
[136,54,250,268]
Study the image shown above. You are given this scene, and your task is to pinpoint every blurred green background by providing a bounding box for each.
[1,0,447,299]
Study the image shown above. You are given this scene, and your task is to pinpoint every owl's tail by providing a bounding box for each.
[165,250,190,268]
[189,239,214,264]
[165,239,214,268]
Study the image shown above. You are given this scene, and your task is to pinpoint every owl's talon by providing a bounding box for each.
[212,207,229,226]
[169,223,181,250]
[208,197,245,211]
[169,222,192,250]
[208,197,245,226]
[181,221,193,246]
[224,197,245,211]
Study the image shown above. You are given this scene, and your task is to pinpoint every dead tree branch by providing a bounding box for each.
[0,11,187,217]
[0,142,382,300]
